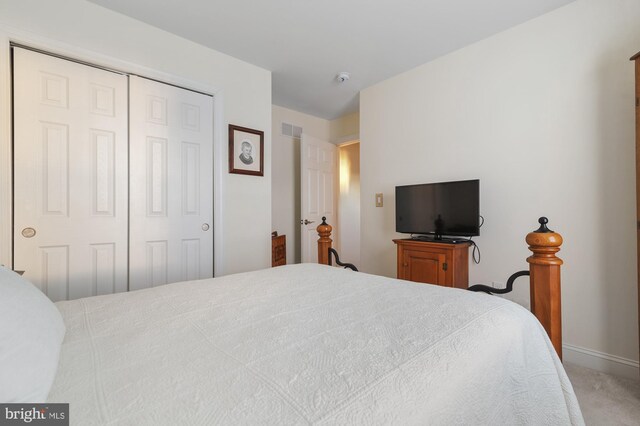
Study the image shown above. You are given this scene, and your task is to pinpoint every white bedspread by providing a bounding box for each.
[49,264,584,425]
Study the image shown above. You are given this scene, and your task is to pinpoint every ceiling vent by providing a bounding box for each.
[281,122,302,140]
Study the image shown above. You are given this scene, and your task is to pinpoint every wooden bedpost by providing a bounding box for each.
[526,217,563,360]
[317,217,332,265]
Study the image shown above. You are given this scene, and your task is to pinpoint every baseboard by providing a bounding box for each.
[563,343,639,380]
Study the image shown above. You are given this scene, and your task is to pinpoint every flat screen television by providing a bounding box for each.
[395,179,480,239]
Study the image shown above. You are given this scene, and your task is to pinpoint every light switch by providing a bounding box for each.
[375,193,383,207]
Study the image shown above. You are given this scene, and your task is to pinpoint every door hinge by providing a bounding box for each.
[442,262,448,271]
[636,97,639,107]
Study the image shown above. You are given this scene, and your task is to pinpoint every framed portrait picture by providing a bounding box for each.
[228,124,264,176]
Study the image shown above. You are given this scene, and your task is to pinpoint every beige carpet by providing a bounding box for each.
[565,363,640,426]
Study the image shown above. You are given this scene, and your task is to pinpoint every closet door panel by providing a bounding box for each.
[13,48,128,301]
[129,76,213,290]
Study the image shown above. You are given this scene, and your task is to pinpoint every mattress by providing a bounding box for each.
[49,263,584,425]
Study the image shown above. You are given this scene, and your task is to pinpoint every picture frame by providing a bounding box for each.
[228,124,264,176]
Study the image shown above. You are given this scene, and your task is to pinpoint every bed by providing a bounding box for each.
[0,220,584,425]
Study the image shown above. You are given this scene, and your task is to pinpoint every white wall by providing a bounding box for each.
[360,0,640,367]
[0,0,272,275]
[272,105,330,263]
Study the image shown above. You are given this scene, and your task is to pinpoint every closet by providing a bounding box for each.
[12,47,214,301]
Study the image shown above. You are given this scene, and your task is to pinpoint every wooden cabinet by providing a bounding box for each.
[394,239,471,288]
[272,235,286,267]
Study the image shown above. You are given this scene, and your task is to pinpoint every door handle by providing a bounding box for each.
[300,219,315,225]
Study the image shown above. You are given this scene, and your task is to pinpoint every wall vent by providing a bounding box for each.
[281,122,302,140]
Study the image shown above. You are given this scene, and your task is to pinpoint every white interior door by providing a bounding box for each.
[300,134,337,263]
[13,47,129,301]
[129,76,213,290]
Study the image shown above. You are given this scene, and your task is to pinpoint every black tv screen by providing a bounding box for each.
[395,179,480,237]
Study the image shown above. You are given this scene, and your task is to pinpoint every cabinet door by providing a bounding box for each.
[403,249,447,285]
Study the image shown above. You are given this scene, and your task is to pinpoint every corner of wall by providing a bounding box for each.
[330,111,360,143]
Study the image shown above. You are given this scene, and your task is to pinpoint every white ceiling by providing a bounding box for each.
[88,0,576,120]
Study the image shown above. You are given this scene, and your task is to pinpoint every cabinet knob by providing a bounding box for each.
[403,263,408,267]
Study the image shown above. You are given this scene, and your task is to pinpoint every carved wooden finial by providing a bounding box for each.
[317,216,332,237]
[316,217,333,265]
[526,217,563,360]
[526,217,563,266]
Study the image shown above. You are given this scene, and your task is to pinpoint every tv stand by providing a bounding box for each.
[393,239,471,288]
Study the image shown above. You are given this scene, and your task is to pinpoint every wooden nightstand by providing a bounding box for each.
[272,235,286,267]
[394,239,471,288]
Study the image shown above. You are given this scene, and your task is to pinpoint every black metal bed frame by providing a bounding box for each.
[327,248,530,295]
[327,248,358,271]
[467,270,530,294]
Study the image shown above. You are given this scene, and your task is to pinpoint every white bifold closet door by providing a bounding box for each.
[13,47,129,301]
[128,76,213,290]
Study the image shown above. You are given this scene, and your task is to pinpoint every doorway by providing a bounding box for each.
[297,136,360,266]
[337,141,360,267]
